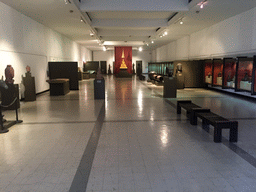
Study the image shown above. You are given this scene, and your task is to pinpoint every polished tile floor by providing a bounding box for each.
[1,75,256,192]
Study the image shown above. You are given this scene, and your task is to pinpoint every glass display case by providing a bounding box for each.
[148,62,174,76]
[204,60,213,84]
[212,59,223,86]
[236,57,253,92]
[252,56,256,95]
[223,58,236,89]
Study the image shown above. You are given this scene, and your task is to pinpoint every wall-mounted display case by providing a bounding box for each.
[253,56,256,95]
[212,59,223,86]
[204,60,213,84]
[148,62,174,76]
[223,58,236,89]
[235,57,253,92]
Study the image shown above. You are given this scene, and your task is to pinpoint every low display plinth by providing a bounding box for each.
[47,79,70,96]
[94,79,105,99]
[163,77,177,98]
[115,69,132,78]
[0,84,20,110]
[83,72,90,79]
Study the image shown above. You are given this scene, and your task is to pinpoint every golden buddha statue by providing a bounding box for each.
[120,49,127,69]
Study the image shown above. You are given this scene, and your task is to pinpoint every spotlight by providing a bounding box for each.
[64,0,71,4]
[180,20,183,25]
[103,46,107,51]
[160,35,163,38]
[80,17,85,23]
[200,4,204,8]
[164,31,168,35]
[139,47,142,52]
[151,40,154,43]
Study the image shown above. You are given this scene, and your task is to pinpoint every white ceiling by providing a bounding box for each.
[1,0,256,51]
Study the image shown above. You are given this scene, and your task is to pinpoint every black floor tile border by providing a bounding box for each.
[69,103,105,192]
[222,139,256,168]
[20,121,97,125]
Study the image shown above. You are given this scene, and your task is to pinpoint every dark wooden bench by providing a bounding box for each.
[190,108,238,143]
[177,100,202,117]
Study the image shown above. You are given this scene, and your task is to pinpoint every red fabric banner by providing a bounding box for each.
[114,46,132,74]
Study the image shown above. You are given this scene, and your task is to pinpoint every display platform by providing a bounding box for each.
[207,85,256,101]
[47,79,70,96]
[115,69,132,78]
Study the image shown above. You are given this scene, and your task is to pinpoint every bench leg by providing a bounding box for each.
[214,125,222,143]
[177,105,181,114]
[190,111,197,125]
[229,121,238,142]
[202,119,210,131]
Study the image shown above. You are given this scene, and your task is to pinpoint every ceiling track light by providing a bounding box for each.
[198,0,207,9]
[80,17,86,23]
[64,0,71,4]
[103,46,107,51]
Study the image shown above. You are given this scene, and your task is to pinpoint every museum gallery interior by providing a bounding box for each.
[1,0,256,191]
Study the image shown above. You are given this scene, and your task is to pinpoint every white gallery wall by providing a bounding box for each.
[0,2,92,93]
[93,50,152,73]
[154,7,256,62]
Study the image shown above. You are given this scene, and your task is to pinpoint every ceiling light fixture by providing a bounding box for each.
[103,46,107,51]
[164,31,168,36]
[64,0,71,4]
[180,20,183,24]
[151,40,154,44]
[198,0,207,9]
[139,47,142,52]
[80,17,86,23]
[160,35,163,38]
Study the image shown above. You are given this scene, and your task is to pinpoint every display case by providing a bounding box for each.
[236,57,253,92]
[148,62,174,76]
[212,59,223,86]
[223,58,236,89]
[252,55,256,95]
[204,60,213,84]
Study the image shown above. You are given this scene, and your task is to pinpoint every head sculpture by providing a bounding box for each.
[5,65,14,84]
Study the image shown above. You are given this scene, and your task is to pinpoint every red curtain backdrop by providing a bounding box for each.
[114,46,132,74]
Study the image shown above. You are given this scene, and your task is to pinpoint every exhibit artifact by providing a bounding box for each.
[5,65,14,84]
[26,65,31,73]
[96,68,104,79]
[120,49,128,69]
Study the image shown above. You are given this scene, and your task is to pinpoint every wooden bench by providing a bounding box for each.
[177,100,202,117]
[190,108,238,143]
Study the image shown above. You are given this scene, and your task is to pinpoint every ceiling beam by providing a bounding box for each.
[92,19,168,28]
[97,29,156,36]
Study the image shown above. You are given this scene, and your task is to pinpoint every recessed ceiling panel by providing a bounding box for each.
[80,0,189,11]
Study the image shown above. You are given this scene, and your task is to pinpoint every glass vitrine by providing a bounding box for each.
[223,58,236,89]
[204,60,213,84]
[236,57,253,92]
[212,59,223,86]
